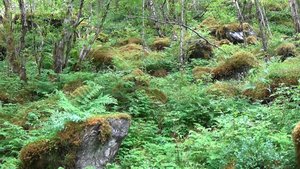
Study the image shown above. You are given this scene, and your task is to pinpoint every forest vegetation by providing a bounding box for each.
[0,0,300,168]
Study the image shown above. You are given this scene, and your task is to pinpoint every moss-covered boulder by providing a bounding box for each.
[293,122,300,167]
[212,51,258,80]
[150,69,168,77]
[187,40,213,60]
[206,82,240,97]
[199,17,220,34]
[151,37,171,51]
[89,46,116,69]
[118,37,143,46]
[276,43,296,61]
[243,57,300,102]
[20,114,131,169]
[192,66,212,80]
[215,23,255,44]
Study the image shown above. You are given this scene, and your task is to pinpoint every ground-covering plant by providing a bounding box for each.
[1,0,300,168]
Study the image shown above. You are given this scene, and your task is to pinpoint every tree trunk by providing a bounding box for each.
[179,0,185,66]
[18,0,28,82]
[142,0,147,48]
[169,0,176,21]
[73,0,112,71]
[53,0,85,73]
[3,0,19,73]
[289,0,300,33]
[148,0,163,37]
[233,0,247,46]
[254,0,268,52]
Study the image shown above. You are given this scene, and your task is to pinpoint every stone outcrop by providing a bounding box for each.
[20,114,131,169]
[76,117,130,169]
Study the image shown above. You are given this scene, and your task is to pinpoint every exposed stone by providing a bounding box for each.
[20,114,131,169]
[215,23,256,44]
[76,117,130,169]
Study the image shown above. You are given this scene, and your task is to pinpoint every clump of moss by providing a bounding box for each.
[206,82,240,97]
[276,43,296,61]
[145,88,168,103]
[97,32,109,43]
[216,39,231,46]
[150,69,168,77]
[85,117,112,143]
[212,51,258,80]
[112,69,150,104]
[122,69,150,87]
[118,37,143,46]
[143,52,174,74]
[293,122,300,167]
[199,17,220,33]
[89,46,116,69]
[192,66,212,79]
[113,44,146,70]
[267,57,300,86]
[58,122,85,146]
[188,40,213,60]
[224,161,236,169]
[243,57,300,102]
[246,36,257,45]
[151,37,171,50]
[0,91,10,103]
[19,139,59,169]
[63,80,84,94]
[242,83,272,101]
[216,23,251,40]
[119,43,143,53]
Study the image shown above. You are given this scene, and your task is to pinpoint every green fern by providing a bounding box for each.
[58,81,117,117]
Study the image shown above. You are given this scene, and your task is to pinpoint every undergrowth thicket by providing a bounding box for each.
[1,0,300,168]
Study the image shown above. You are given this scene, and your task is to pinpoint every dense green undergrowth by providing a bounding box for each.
[1,0,300,168]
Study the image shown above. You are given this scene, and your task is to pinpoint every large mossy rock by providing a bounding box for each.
[215,23,256,44]
[293,122,300,167]
[187,39,213,60]
[20,114,131,169]
[212,51,259,80]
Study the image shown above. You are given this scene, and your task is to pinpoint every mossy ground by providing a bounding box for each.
[1,0,300,168]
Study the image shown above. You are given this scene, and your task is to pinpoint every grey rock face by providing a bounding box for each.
[76,118,130,169]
